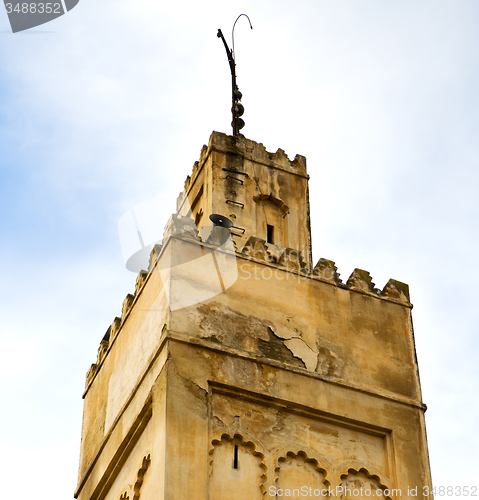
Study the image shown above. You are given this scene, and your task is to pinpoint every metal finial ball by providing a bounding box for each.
[234,103,244,116]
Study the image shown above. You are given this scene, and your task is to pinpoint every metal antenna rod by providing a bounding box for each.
[232,14,253,61]
[217,15,253,137]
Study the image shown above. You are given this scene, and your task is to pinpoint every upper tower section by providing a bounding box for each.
[176,131,312,268]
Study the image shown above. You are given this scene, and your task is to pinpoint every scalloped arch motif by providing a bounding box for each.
[338,465,391,500]
[274,448,332,486]
[209,433,267,497]
[274,448,331,498]
[132,454,151,500]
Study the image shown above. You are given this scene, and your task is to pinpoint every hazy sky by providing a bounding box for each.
[1,1,478,498]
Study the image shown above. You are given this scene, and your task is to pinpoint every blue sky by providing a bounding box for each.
[1,0,478,498]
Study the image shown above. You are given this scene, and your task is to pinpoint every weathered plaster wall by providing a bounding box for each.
[168,245,421,402]
[164,337,430,499]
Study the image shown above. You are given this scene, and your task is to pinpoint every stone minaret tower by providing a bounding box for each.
[75,132,432,500]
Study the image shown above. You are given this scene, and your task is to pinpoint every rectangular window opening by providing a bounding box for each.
[267,224,274,244]
[233,444,239,469]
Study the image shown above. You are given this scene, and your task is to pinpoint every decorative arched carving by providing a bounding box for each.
[209,433,267,498]
[253,193,289,215]
[242,237,270,261]
[273,447,331,497]
[279,248,307,271]
[132,454,151,500]
[241,237,307,271]
[336,463,391,500]
[119,492,129,500]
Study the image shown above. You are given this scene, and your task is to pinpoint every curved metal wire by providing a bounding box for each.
[232,14,253,61]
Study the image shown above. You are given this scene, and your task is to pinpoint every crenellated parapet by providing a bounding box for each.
[314,260,411,305]
[135,272,148,295]
[84,242,162,391]
[85,363,97,388]
[96,333,109,365]
[344,268,410,304]
[239,239,411,306]
[121,294,135,322]
[381,278,410,302]
[148,244,162,273]
[346,269,379,294]
[85,233,411,392]
[281,248,307,272]
[241,236,309,272]
[241,236,269,261]
[85,328,111,389]
[162,214,199,243]
[110,317,121,341]
[313,258,342,284]
[183,132,308,187]
[208,132,308,177]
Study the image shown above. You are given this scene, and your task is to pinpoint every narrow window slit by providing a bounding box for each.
[267,224,274,244]
[233,444,239,469]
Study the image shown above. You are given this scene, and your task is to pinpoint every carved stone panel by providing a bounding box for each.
[242,237,269,261]
[210,388,390,476]
[339,468,391,500]
[209,434,266,500]
[132,454,151,500]
[275,451,329,499]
